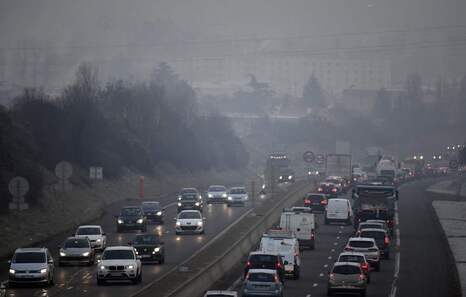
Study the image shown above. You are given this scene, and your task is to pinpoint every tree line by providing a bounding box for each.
[0,63,249,211]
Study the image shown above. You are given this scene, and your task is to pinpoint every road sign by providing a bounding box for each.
[90,167,104,180]
[55,161,73,180]
[8,176,29,198]
[449,160,459,170]
[9,202,29,210]
[54,180,73,192]
[316,154,325,164]
[303,151,315,163]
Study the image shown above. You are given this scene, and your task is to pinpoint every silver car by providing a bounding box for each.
[242,269,284,297]
[206,185,228,204]
[327,262,367,296]
[344,237,381,271]
[8,248,55,286]
[59,237,95,266]
[227,187,248,206]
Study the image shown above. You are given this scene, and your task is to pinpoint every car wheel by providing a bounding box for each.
[97,279,105,286]
[200,230,205,235]
[361,289,367,297]
[159,256,165,264]
[294,266,300,280]
[327,289,333,296]
[175,231,180,235]
[375,262,381,272]
[385,252,390,260]
[48,273,54,286]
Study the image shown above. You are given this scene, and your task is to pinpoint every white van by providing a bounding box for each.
[259,231,301,279]
[325,198,353,225]
[280,208,316,250]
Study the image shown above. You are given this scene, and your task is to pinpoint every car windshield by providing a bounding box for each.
[181,188,198,194]
[359,224,383,229]
[102,250,134,260]
[13,252,46,263]
[307,194,324,201]
[77,227,101,235]
[206,295,234,297]
[248,272,275,282]
[360,231,385,239]
[349,241,374,248]
[209,186,226,192]
[179,212,201,219]
[133,235,160,245]
[181,193,197,200]
[333,265,361,275]
[142,202,160,211]
[64,239,89,248]
[338,255,364,263]
[230,188,246,194]
[121,208,142,216]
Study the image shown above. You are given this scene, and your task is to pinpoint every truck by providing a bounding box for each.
[352,184,398,234]
[264,153,295,187]
[326,154,352,181]
[280,207,316,250]
[376,159,397,182]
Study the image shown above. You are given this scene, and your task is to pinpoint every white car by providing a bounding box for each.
[97,246,142,285]
[206,185,228,204]
[344,237,381,272]
[204,291,238,297]
[227,187,248,206]
[74,225,106,251]
[325,198,353,225]
[175,210,205,235]
[8,247,55,286]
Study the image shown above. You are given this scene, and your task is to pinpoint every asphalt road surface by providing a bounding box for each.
[0,187,259,297]
[219,178,461,297]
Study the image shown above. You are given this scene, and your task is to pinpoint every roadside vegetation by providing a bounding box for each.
[0,62,249,211]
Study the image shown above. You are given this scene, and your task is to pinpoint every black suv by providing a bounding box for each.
[303,193,328,212]
[129,234,165,264]
[244,252,285,282]
[141,201,164,224]
[116,206,147,233]
[177,188,203,212]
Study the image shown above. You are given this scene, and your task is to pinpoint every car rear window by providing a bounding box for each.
[359,224,383,229]
[248,272,275,282]
[13,252,46,263]
[230,188,246,194]
[349,241,374,248]
[360,231,385,239]
[250,254,277,264]
[338,255,364,263]
[307,195,324,201]
[333,265,361,275]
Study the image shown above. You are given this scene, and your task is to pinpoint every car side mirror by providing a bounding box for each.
[48,259,54,264]
[173,217,177,221]
[136,256,142,260]
[203,217,206,221]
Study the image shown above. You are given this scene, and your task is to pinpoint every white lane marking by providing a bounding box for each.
[328,256,332,260]
[333,242,338,246]
[319,273,324,277]
[331,249,335,252]
[340,226,344,229]
[313,283,318,287]
[389,201,400,297]
[306,294,311,297]
[338,230,342,234]
[324,264,328,268]
[336,236,340,239]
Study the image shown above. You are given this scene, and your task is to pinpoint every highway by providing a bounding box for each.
[213,178,461,297]
[0,186,260,297]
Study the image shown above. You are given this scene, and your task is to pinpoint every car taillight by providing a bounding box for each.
[331,188,337,193]
[274,275,280,284]
[245,273,250,280]
[384,236,390,245]
[318,187,323,192]
[359,274,365,280]
[311,232,315,239]
[320,199,328,205]
[361,263,369,271]
[276,262,282,269]
[246,261,251,268]
[329,273,335,280]
[304,199,311,204]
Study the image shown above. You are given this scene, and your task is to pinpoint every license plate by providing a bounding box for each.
[140,255,150,258]
[110,272,123,276]
[19,274,33,278]
[285,264,294,271]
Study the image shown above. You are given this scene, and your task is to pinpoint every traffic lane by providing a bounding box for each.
[4,201,254,297]
[282,212,396,297]
[397,179,461,297]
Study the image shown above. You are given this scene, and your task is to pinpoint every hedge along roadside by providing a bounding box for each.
[134,178,317,297]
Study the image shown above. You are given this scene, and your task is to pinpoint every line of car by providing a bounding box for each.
[6,184,248,288]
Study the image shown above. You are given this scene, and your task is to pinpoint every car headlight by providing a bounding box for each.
[156,211,162,216]
[279,176,283,180]
[153,247,160,253]
[178,195,182,200]
[222,193,227,198]
[197,221,203,226]
[40,268,47,274]
[118,219,124,224]
[288,175,293,180]
[127,265,134,270]
[178,202,182,207]
[9,269,15,274]
[137,218,144,224]
[228,196,232,200]
[100,265,105,270]
[96,238,102,242]
[208,194,213,198]
[195,202,200,206]
[176,221,181,226]
[198,195,202,200]
[82,252,90,257]
[60,251,66,257]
